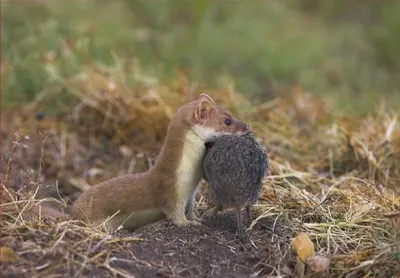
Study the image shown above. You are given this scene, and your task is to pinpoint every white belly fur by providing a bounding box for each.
[175,130,205,206]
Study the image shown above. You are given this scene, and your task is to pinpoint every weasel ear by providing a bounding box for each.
[199,93,215,105]
[194,99,215,123]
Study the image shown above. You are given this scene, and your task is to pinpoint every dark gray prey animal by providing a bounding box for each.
[202,132,268,239]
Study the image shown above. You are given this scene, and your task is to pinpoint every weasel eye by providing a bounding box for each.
[224,119,231,126]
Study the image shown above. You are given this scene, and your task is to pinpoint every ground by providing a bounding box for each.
[1,207,297,278]
[1,89,399,277]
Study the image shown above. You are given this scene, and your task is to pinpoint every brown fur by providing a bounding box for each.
[39,94,249,232]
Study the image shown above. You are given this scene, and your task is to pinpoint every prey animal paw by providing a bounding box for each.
[187,214,202,223]
[188,219,202,226]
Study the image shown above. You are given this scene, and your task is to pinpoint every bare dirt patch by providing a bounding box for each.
[1,207,296,278]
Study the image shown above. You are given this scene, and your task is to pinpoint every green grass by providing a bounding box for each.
[2,0,400,114]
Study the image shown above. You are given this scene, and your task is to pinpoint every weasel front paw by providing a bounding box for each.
[173,217,202,227]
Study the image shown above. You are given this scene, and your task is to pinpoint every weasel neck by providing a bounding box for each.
[150,125,206,176]
[174,128,206,202]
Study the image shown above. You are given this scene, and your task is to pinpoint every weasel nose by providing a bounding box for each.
[246,124,254,134]
[240,123,251,134]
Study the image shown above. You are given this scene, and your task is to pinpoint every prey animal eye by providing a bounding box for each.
[224,119,231,126]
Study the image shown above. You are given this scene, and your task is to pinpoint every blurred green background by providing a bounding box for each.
[2,0,400,114]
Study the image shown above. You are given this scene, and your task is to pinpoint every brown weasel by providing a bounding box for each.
[35,94,249,232]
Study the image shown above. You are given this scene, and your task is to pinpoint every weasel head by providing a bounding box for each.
[190,93,249,143]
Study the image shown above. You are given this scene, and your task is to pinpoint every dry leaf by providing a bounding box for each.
[1,246,32,265]
[295,257,306,278]
[292,232,315,261]
[291,232,316,278]
[0,246,20,263]
[307,255,330,273]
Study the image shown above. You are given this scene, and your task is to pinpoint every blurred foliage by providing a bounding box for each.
[1,0,400,114]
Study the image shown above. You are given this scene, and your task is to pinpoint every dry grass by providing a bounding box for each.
[1,67,400,277]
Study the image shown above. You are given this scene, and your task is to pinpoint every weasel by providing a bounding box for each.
[34,94,249,232]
